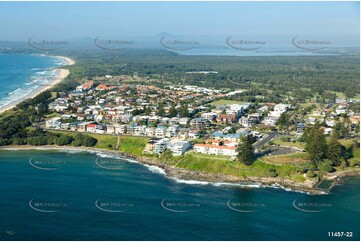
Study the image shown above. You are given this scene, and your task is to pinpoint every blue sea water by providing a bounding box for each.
[0,54,66,109]
[0,149,359,241]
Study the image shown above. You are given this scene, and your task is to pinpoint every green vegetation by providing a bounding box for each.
[118,136,149,156]
[0,91,94,148]
[277,112,292,131]
[236,136,255,165]
[327,134,343,165]
[49,131,149,155]
[304,124,328,162]
[210,99,244,106]
[157,151,309,182]
[187,151,230,161]
[176,155,237,175]
[262,152,310,166]
[89,134,117,150]
[0,50,359,184]
[273,137,305,149]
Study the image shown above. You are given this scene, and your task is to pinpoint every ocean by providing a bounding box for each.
[0,54,66,110]
[0,149,359,241]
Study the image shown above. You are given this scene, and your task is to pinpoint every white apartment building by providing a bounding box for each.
[155,126,167,138]
[193,144,238,157]
[169,141,192,156]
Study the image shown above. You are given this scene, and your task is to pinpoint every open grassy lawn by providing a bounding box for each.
[90,134,117,150]
[186,151,231,161]
[261,152,311,166]
[299,102,321,108]
[328,138,360,163]
[317,91,359,100]
[49,130,75,137]
[48,131,149,154]
[176,154,239,176]
[50,92,58,99]
[237,160,304,180]
[49,130,118,149]
[210,99,244,106]
[337,138,359,149]
[118,136,149,156]
[44,112,62,118]
[175,153,306,181]
[273,137,305,149]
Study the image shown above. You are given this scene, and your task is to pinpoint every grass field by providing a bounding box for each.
[210,99,244,106]
[117,136,149,156]
[338,138,359,149]
[44,112,62,119]
[261,152,310,166]
[91,134,117,149]
[174,153,307,181]
[49,130,118,149]
[176,154,239,176]
[273,137,305,149]
[186,151,231,161]
[328,91,360,100]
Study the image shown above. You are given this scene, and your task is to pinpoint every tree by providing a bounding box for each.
[327,133,343,165]
[355,122,360,135]
[306,170,316,178]
[82,135,97,147]
[179,103,189,117]
[236,135,255,165]
[168,103,177,117]
[228,127,236,134]
[12,137,26,145]
[160,150,173,161]
[334,121,349,138]
[305,126,327,163]
[157,103,165,116]
[318,160,336,173]
[277,112,290,131]
[54,135,74,146]
[37,103,48,115]
[144,106,151,115]
[72,134,97,147]
[268,168,278,177]
[27,136,48,146]
[132,109,142,116]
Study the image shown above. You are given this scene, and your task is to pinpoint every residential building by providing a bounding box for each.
[190,118,211,130]
[155,126,167,138]
[193,144,238,157]
[153,139,169,154]
[169,141,192,156]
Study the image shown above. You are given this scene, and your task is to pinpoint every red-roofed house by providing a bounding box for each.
[86,123,96,132]
[76,81,94,91]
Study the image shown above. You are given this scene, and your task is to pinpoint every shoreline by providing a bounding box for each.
[1,145,359,195]
[0,55,75,114]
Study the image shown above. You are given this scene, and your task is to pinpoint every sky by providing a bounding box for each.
[0,1,359,43]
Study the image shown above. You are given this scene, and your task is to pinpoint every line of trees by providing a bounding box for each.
[302,123,356,171]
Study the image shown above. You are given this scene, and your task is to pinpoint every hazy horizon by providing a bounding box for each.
[0,1,359,46]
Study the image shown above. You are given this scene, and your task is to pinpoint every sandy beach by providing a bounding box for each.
[0,55,75,114]
[56,55,75,66]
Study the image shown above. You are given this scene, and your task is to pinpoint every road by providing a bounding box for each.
[253,132,277,150]
[253,131,295,152]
